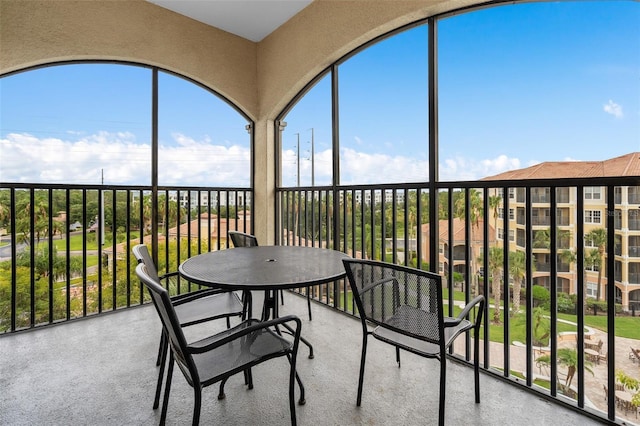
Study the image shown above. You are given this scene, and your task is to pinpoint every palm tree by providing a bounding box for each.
[536,348,594,395]
[532,306,550,347]
[586,228,607,301]
[488,194,501,243]
[454,188,483,296]
[509,250,527,315]
[478,245,505,323]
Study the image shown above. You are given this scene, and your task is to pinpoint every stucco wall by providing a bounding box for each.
[0,0,479,120]
[0,0,258,117]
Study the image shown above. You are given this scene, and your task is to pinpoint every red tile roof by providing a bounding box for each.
[482,152,640,180]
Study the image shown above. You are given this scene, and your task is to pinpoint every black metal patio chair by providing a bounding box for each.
[135,262,303,425]
[228,231,313,321]
[132,244,248,409]
[342,259,485,426]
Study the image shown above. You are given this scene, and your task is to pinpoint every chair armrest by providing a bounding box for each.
[188,315,302,354]
[444,295,485,328]
[159,271,179,279]
[360,277,398,295]
[170,288,230,305]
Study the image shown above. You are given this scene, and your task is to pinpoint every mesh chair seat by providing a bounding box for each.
[191,319,295,386]
[373,305,474,357]
[173,290,244,326]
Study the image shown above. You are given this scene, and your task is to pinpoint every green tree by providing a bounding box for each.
[509,250,527,315]
[586,228,607,301]
[454,188,483,296]
[488,194,501,242]
[536,348,593,395]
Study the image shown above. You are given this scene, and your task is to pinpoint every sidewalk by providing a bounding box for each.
[452,325,640,424]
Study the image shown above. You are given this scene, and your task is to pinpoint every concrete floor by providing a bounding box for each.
[0,292,614,426]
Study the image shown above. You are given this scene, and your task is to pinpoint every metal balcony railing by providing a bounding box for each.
[276,176,640,425]
[0,183,252,333]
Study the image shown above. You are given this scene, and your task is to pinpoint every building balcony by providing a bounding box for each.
[0,291,611,426]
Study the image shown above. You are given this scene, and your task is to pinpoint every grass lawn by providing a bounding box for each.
[558,312,640,340]
[342,286,637,344]
[38,232,141,251]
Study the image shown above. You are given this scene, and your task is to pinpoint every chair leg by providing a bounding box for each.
[439,357,446,426]
[160,352,174,425]
[242,291,253,320]
[356,335,368,406]
[192,386,202,426]
[218,378,227,400]
[289,353,298,426]
[247,367,254,390]
[474,331,480,403]
[154,337,168,409]
[396,346,401,367]
[156,330,166,366]
[280,289,285,305]
[306,289,312,321]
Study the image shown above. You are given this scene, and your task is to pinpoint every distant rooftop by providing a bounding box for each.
[483,152,640,180]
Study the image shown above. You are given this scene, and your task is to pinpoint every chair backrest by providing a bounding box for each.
[135,262,197,382]
[132,244,161,282]
[228,231,258,248]
[343,259,445,346]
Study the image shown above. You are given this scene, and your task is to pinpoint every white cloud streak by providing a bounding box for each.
[2,131,525,186]
[439,154,523,181]
[603,100,623,118]
[0,132,251,186]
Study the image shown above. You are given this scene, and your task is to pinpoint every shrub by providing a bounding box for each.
[532,285,550,308]
[557,292,576,314]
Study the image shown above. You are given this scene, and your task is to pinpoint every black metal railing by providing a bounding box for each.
[0,183,252,333]
[276,175,640,425]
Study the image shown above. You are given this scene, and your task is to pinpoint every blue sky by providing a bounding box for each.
[1,0,639,187]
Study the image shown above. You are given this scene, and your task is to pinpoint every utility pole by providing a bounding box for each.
[310,128,315,187]
[295,133,300,187]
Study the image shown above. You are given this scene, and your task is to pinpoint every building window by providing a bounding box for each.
[497,228,504,240]
[585,210,602,224]
[585,263,599,272]
[509,208,515,220]
[586,282,598,299]
[498,208,504,219]
[509,229,515,242]
[584,187,602,200]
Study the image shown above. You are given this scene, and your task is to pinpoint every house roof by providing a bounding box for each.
[482,152,640,180]
[169,212,251,239]
[421,217,493,242]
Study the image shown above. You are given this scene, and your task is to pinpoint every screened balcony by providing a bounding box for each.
[2,0,640,425]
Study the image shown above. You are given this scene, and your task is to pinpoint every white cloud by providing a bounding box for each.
[340,147,428,184]
[1,131,525,186]
[439,154,522,181]
[603,100,623,118]
[0,132,251,186]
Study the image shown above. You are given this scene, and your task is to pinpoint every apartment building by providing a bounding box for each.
[484,152,640,311]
